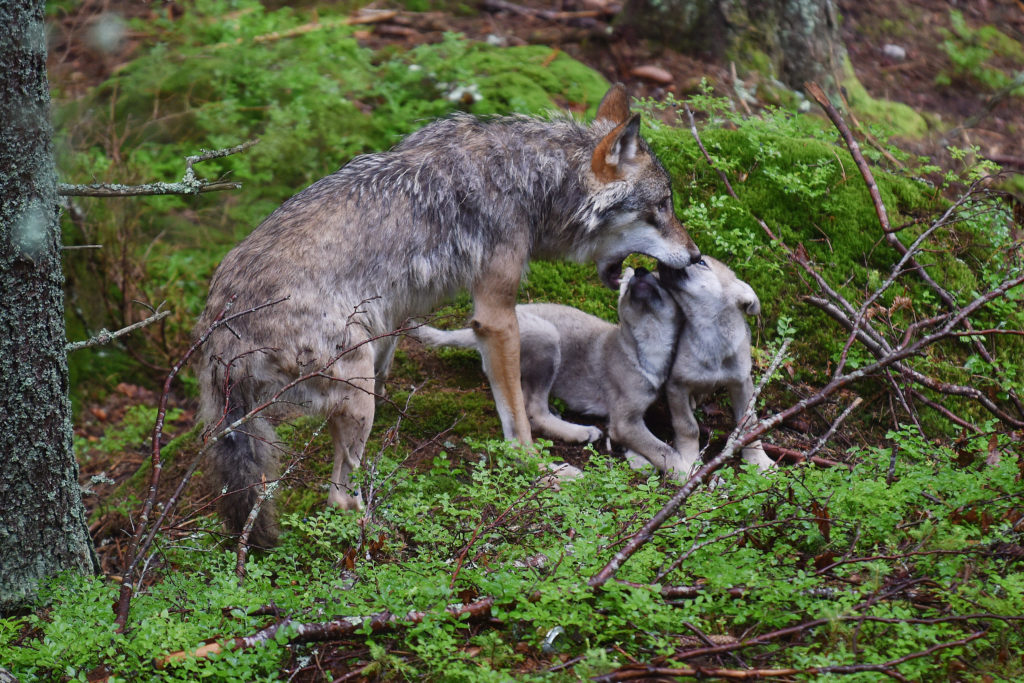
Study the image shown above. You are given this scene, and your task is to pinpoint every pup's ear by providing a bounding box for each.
[591,114,642,183]
[733,280,761,316]
[595,83,631,125]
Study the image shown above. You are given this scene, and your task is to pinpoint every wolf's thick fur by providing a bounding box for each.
[659,256,776,474]
[416,267,685,474]
[195,85,701,546]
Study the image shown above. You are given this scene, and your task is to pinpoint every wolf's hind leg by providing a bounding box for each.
[519,322,602,443]
[326,354,376,511]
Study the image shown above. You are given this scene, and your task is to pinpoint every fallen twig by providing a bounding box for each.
[158,597,496,666]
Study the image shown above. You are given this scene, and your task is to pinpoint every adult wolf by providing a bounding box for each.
[195,84,701,546]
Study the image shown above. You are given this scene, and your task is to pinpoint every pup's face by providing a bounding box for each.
[617,266,681,333]
[658,256,760,317]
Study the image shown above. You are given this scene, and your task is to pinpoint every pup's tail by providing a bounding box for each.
[206,396,280,548]
[409,323,479,350]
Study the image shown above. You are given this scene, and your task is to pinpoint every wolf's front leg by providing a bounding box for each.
[472,258,533,445]
[666,379,702,471]
[610,410,696,479]
[728,379,775,471]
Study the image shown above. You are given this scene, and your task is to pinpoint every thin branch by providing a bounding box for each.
[114,295,286,631]
[65,308,170,352]
[805,396,862,459]
[59,139,258,197]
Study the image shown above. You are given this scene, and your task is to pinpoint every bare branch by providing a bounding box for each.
[59,139,258,197]
[65,308,170,353]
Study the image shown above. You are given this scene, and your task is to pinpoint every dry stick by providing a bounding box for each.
[589,339,791,589]
[804,396,862,459]
[910,389,981,433]
[65,308,171,352]
[805,294,1024,428]
[763,442,847,468]
[806,81,1024,422]
[596,629,986,682]
[235,420,329,579]
[159,596,497,666]
[59,139,258,197]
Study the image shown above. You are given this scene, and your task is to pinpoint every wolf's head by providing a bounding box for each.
[584,85,702,288]
[659,255,760,319]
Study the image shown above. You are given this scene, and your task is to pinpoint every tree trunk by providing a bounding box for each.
[0,0,94,613]
[617,0,847,92]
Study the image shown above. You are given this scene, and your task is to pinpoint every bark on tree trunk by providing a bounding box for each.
[617,0,847,92]
[1,0,94,613]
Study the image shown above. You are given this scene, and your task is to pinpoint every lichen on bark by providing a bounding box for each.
[1,0,94,613]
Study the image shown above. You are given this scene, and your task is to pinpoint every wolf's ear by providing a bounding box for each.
[591,114,642,182]
[595,83,631,125]
[733,280,761,317]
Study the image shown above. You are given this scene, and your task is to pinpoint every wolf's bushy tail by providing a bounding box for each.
[206,396,280,548]
[410,324,479,350]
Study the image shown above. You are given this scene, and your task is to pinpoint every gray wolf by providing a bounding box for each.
[659,255,776,475]
[194,84,702,546]
[415,267,685,475]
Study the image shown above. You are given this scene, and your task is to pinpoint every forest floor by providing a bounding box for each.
[49,0,1024,574]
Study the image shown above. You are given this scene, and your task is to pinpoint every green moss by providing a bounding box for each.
[56,3,610,399]
[839,56,933,138]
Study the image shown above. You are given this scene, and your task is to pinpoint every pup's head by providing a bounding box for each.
[586,84,701,288]
[658,255,760,318]
[617,265,681,334]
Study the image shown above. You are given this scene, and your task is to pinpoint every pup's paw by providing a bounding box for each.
[582,425,603,443]
[537,461,583,491]
[623,449,655,472]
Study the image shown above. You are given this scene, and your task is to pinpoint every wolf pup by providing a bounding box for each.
[657,255,776,475]
[416,267,687,475]
[195,85,701,546]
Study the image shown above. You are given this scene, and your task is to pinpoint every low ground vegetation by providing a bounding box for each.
[2,1,1022,680]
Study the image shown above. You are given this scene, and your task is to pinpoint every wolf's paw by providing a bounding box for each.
[327,487,364,511]
[742,446,778,472]
[582,425,603,443]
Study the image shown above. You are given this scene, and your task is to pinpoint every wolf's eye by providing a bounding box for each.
[698,258,708,267]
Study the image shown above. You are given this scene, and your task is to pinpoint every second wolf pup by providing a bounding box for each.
[416,267,688,476]
[659,256,776,474]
